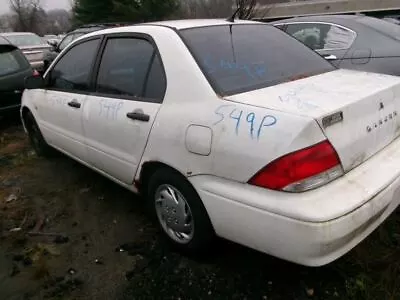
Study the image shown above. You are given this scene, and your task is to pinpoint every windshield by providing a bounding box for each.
[0,47,29,76]
[59,33,86,51]
[180,24,335,95]
[5,33,44,47]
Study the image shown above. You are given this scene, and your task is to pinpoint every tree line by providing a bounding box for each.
[1,0,269,34]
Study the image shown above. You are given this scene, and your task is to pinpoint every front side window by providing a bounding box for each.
[180,24,334,96]
[49,38,100,92]
[96,37,166,101]
[286,23,356,50]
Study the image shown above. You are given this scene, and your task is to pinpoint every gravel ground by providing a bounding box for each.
[0,117,399,300]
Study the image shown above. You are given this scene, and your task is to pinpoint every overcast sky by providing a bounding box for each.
[0,0,71,14]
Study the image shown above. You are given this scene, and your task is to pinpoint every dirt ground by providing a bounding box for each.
[0,116,400,300]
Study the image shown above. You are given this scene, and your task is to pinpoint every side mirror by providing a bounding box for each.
[25,75,45,89]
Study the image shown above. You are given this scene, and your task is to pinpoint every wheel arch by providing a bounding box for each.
[21,106,33,132]
[137,161,188,196]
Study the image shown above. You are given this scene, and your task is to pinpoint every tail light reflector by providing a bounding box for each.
[248,140,343,192]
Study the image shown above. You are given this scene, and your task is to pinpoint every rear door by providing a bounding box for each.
[284,22,356,67]
[0,45,32,112]
[83,34,166,184]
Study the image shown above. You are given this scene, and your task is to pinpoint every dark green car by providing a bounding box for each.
[0,37,33,115]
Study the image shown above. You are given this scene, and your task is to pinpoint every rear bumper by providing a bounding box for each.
[189,137,400,266]
[191,175,400,266]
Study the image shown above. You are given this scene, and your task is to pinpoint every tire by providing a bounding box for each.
[24,111,53,157]
[43,60,50,72]
[148,168,215,254]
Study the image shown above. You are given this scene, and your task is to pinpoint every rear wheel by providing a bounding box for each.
[24,111,53,157]
[148,168,214,253]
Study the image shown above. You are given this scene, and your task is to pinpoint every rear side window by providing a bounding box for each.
[180,24,334,96]
[0,47,29,76]
[144,54,166,99]
[286,23,356,50]
[96,37,166,101]
[49,38,100,92]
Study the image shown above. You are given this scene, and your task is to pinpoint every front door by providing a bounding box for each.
[83,36,167,184]
[37,38,101,160]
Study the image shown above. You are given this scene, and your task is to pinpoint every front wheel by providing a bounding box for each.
[148,168,215,253]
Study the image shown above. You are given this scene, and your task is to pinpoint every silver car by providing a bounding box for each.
[0,32,51,72]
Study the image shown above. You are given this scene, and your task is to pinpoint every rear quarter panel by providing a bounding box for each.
[142,97,326,183]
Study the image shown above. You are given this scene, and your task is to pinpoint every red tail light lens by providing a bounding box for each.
[248,140,343,192]
[32,69,40,77]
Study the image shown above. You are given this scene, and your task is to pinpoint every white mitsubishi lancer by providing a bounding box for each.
[21,19,400,266]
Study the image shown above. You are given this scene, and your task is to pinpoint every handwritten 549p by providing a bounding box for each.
[213,105,277,140]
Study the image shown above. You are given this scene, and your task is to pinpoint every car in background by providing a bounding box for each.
[43,34,61,45]
[21,20,400,266]
[0,32,51,72]
[0,36,34,115]
[43,23,135,71]
[383,16,400,25]
[272,15,400,76]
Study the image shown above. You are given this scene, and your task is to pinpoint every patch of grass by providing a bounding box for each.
[335,210,400,300]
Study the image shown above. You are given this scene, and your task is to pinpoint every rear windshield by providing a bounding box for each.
[180,24,335,95]
[358,17,400,40]
[0,47,29,76]
[4,34,44,47]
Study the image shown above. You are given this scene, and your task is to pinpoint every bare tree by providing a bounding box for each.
[0,15,11,32]
[46,9,72,34]
[9,0,43,32]
[178,0,269,20]
[178,0,232,18]
[236,0,257,19]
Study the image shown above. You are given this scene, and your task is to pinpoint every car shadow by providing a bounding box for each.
[0,111,22,131]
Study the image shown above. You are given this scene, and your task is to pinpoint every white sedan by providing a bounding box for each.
[21,19,400,266]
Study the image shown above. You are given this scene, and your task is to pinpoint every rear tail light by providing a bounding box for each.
[32,69,40,77]
[248,140,344,192]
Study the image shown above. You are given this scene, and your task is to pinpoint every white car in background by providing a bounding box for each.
[0,32,51,72]
[21,19,400,266]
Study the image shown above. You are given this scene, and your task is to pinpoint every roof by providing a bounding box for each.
[72,19,265,44]
[145,19,259,30]
[272,14,367,25]
[0,32,37,36]
[71,26,106,34]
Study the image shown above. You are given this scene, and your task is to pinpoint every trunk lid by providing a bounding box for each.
[225,69,400,172]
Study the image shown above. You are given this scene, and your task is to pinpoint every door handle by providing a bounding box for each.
[67,100,81,109]
[126,109,150,122]
[324,54,337,60]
